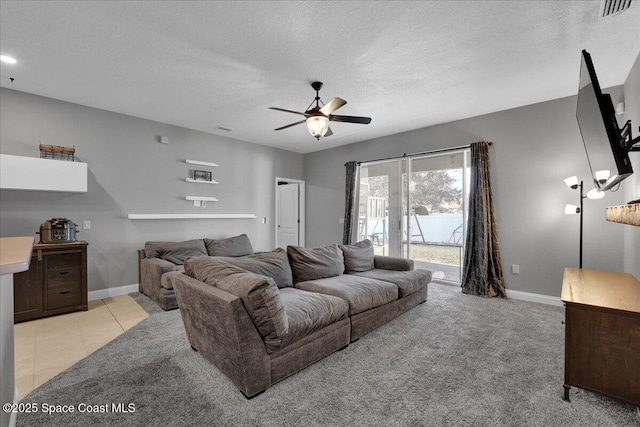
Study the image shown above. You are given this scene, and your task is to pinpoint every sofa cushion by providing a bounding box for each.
[204,234,254,257]
[295,275,398,316]
[145,239,207,265]
[287,244,344,283]
[184,258,288,348]
[213,248,293,288]
[160,266,185,290]
[353,268,432,298]
[374,255,414,271]
[339,239,375,273]
[277,288,349,352]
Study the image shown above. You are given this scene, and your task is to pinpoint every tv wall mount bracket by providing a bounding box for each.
[621,121,640,152]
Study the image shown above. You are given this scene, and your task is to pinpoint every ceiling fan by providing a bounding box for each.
[269,81,372,140]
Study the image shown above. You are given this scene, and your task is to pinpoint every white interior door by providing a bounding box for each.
[277,183,300,248]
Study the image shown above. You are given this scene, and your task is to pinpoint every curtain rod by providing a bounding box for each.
[347,142,492,166]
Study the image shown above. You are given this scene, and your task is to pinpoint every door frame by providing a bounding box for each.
[275,177,305,248]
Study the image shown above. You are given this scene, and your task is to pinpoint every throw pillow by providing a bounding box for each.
[214,248,293,288]
[204,234,254,257]
[184,257,289,346]
[144,239,207,265]
[287,244,344,283]
[339,239,375,273]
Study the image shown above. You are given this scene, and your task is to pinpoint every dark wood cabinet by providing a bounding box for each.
[561,268,640,406]
[13,242,88,322]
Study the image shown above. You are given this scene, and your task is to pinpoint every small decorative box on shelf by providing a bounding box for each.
[606,204,639,227]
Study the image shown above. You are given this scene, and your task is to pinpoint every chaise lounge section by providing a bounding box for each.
[172,239,431,397]
[138,234,254,310]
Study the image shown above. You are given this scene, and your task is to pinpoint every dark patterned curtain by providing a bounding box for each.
[342,161,358,244]
[461,141,506,298]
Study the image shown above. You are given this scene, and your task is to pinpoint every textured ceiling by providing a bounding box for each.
[1,1,639,154]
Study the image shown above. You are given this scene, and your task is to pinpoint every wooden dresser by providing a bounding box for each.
[13,241,88,322]
[561,267,640,405]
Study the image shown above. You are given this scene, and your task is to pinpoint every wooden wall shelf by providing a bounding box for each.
[185,178,218,184]
[606,204,639,226]
[185,159,218,168]
[185,196,218,202]
[0,154,87,192]
[127,214,256,220]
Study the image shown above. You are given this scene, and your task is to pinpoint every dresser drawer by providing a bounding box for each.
[47,285,82,310]
[47,268,81,290]
[46,252,82,270]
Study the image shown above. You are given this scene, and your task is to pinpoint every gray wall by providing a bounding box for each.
[304,84,637,298]
[0,88,304,292]
[2,55,638,298]
[623,54,640,278]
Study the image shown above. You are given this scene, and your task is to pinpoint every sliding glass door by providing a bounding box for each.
[356,149,470,283]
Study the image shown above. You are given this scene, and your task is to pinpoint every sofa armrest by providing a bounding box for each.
[172,274,271,397]
[140,257,177,296]
[137,249,146,292]
[374,255,414,271]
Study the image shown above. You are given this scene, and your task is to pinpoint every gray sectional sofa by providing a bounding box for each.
[170,239,432,398]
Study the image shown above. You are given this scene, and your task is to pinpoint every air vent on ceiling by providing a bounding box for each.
[600,0,634,17]
[215,126,233,132]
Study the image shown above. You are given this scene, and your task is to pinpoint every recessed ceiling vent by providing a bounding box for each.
[600,0,634,17]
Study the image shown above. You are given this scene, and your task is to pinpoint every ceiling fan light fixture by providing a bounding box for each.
[306,115,329,140]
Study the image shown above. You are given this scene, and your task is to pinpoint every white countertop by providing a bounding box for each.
[0,236,35,275]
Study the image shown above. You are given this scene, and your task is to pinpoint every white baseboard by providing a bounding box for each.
[433,280,563,307]
[88,284,139,301]
[505,289,563,307]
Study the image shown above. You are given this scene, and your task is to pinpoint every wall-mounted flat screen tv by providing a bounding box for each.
[576,49,633,191]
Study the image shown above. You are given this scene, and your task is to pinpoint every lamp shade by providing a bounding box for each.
[595,169,610,184]
[306,116,329,139]
[586,188,605,199]
[564,176,579,188]
[564,204,580,215]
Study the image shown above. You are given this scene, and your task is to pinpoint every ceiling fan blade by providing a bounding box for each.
[319,97,347,116]
[269,107,309,117]
[324,127,334,137]
[329,115,372,124]
[274,120,306,131]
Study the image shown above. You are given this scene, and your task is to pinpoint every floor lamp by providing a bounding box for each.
[564,176,605,269]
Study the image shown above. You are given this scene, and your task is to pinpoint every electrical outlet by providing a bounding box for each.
[511,264,520,274]
[83,220,91,230]
[261,217,268,224]
[194,200,201,207]
[339,218,344,224]
[202,201,207,208]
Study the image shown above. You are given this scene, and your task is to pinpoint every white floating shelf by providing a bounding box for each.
[186,196,219,202]
[185,159,218,167]
[186,178,219,184]
[128,214,256,220]
[0,154,87,192]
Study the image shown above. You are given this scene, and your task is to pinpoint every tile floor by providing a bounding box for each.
[14,295,148,399]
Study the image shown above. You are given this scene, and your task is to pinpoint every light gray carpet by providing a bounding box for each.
[17,283,639,426]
